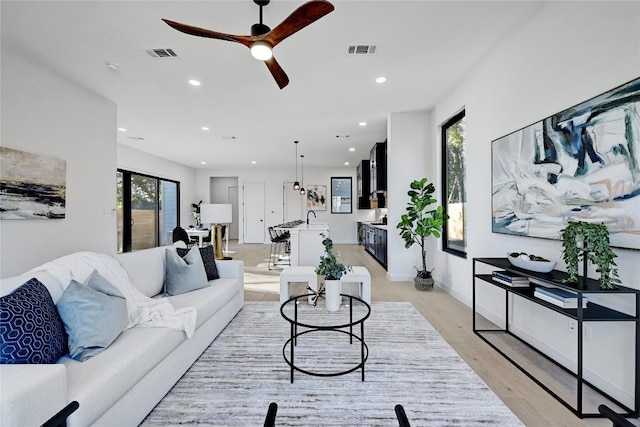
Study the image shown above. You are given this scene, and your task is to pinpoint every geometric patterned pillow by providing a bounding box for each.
[0,278,68,364]
[177,245,219,281]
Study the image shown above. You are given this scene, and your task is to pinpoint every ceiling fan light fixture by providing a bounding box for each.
[250,42,273,61]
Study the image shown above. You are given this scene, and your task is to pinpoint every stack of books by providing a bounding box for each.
[492,271,529,287]
[534,286,588,308]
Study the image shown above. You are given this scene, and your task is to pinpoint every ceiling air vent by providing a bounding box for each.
[145,48,178,59]
[347,45,377,55]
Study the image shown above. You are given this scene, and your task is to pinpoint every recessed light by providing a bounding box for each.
[188,79,201,86]
[359,122,367,126]
[344,162,350,166]
[375,76,387,83]
[117,127,127,132]
[349,148,356,152]
[251,161,257,164]
[200,161,206,165]
[201,126,209,131]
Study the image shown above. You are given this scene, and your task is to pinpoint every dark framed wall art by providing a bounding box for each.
[492,77,640,250]
[331,177,352,214]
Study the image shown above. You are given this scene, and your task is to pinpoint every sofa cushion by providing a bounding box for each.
[165,246,209,296]
[114,245,170,298]
[62,325,184,426]
[177,245,219,281]
[0,278,68,364]
[166,278,243,329]
[56,271,128,362]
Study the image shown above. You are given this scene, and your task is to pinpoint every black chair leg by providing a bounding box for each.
[598,404,634,427]
[264,402,278,427]
[395,404,411,427]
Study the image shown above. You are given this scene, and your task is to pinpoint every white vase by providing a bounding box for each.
[324,279,341,312]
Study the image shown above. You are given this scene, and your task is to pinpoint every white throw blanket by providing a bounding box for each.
[32,251,197,338]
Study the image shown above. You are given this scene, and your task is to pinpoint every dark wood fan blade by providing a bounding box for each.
[264,0,334,48]
[162,19,255,48]
[264,56,290,89]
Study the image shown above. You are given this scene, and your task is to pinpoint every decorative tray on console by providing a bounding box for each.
[507,252,556,273]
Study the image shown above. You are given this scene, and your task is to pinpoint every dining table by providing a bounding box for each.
[186,228,209,247]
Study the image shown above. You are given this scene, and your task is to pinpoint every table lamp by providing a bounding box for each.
[200,203,233,259]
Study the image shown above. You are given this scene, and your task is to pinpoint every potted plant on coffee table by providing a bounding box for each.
[315,234,348,311]
[397,178,447,291]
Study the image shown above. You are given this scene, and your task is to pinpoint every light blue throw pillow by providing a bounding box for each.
[165,246,210,296]
[56,270,128,362]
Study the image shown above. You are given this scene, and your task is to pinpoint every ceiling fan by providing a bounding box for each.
[163,0,334,89]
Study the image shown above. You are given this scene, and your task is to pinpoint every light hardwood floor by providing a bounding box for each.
[228,241,636,427]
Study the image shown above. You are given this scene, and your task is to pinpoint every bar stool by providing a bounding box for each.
[268,227,291,270]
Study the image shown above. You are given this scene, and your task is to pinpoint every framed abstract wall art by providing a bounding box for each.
[0,147,66,219]
[492,77,640,250]
[306,185,326,211]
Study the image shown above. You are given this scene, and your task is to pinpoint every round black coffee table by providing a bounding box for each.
[280,294,371,383]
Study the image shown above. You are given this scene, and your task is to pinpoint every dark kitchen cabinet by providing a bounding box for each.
[356,160,371,209]
[369,141,387,208]
[362,223,387,269]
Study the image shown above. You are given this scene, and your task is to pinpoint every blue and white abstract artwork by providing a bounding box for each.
[0,147,66,219]
[492,77,640,250]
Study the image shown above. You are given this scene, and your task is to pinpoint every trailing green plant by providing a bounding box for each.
[315,234,348,280]
[560,221,620,289]
[396,178,447,278]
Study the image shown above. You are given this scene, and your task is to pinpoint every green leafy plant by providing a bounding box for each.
[396,178,447,278]
[191,200,202,226]
[560,221,620,289]
[315,234,348,280]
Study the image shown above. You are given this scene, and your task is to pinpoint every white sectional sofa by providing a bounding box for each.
[0,243,244,426]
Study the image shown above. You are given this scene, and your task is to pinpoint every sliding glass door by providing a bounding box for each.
[117,170,179,253]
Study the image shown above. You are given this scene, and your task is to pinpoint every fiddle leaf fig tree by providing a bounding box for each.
[560,221,620,289]
[396,178,447,278]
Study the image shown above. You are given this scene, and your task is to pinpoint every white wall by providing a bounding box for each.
[196,165,369,244]
[1,48,117,278]
[428,1,640,406]
[117,144,197,228]
[387,111,431,281]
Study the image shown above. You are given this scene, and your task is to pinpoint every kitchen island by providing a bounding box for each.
[276,222,329,267]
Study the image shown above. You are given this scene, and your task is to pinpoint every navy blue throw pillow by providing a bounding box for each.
[0,278,68,364]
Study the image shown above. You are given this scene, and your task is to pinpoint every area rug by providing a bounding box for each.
[141,302,524,426]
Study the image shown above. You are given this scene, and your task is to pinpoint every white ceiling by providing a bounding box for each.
[1,0,543,169]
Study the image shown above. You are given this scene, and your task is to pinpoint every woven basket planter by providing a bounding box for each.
[414,275,434,291]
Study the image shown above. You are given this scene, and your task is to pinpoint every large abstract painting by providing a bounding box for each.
[492,77,640,250]
[0,147,66,219]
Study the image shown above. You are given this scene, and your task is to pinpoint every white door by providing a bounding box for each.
[283,181,302,222]
[243,182,265,243]
[228,186,239,240]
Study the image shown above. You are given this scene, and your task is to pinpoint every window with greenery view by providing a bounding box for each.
[441,110,467,257]
[117,170,179,253]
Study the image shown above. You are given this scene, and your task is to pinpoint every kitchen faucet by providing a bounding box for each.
[306,210,316,224]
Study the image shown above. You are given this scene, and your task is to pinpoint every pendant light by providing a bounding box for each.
[299,154,306,195]
[292,141,300,190]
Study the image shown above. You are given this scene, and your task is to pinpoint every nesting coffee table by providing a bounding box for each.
[280,294,371,383]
